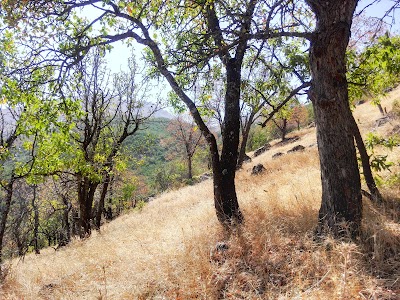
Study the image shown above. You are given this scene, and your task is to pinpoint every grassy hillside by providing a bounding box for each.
[1,88,400,299]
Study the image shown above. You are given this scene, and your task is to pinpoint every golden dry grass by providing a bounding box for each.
[1,88,400,299]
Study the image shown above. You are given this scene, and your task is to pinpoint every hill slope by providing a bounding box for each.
[1,88,400,299]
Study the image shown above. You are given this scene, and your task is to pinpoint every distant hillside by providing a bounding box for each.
[123,117,171,181]
[123,116,208,192]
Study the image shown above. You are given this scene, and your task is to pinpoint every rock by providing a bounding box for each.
[272,152,284,159]
[198,172,212,182]
[254,143,271,157]
[215,242,229,251]
[355,100,366,106]
[275,136,300,147]
[210,242,229,264]
[307,122,316,128]
[147,196,156,202]
[243,153,252,162]
[287,145,305,153]
[251,163,265,175]
[390,124,400,135]
[375,116,390,127]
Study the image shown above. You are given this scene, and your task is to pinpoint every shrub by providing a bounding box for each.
[392,99,400,118]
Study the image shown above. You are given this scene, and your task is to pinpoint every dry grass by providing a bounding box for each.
[1,89,400,299]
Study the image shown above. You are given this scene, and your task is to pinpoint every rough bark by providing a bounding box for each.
[307,0,362,239]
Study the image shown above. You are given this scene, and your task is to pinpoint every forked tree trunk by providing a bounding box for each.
[307,0,362,239]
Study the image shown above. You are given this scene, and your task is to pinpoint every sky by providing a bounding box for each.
[96,0,400,110]
[358,0,400,22]
[103,1,400,71]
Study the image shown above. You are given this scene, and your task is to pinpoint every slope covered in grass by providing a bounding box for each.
[1,87,400,299]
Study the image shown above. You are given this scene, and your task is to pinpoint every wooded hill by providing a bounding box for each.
[1,85,399,299]
[0,0,400,298]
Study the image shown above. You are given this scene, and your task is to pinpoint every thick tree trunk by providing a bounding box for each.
[0,179,14,266]
[212,59,243,226]
[307,0,362,239]
[350,115,383,203]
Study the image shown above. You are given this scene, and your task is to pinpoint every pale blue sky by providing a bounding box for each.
[98,0,400,110]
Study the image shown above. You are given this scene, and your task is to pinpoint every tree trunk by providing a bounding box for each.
[95,173,110,229]
[15,232,24,256]
[148,30,244,228]
[78,177,98,237]
[187,155,193,180]
[32,185,40,254]
[61,195,71,245]
[281,118,287,141]
[237,111,255,168]
[307,0,362,239]
[0,179,14,266]
[237,130,249,168]
[212,59,243,227]
[350,115,383,203]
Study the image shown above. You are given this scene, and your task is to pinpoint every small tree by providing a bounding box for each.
[166,115,204,180]
[291,104,308,130]
[65,49,158,236]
